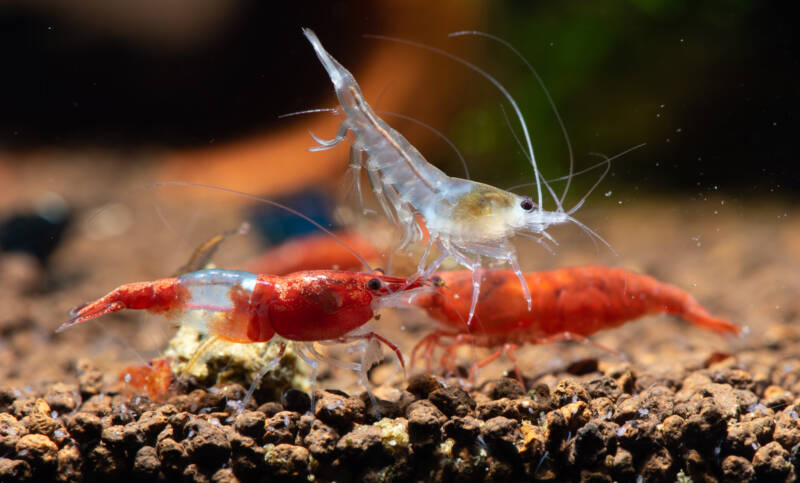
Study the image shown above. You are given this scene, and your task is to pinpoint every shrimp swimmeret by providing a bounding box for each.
[301,27,610,326]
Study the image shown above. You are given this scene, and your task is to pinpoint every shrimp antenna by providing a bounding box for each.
[499,104,563,212]
[450,30,575,208]
[506,142,647,194]
[376,109,470,180]
[278,107,340,119]
[364,34,543,210]
[135,181,375,273]
[567,143,647,215]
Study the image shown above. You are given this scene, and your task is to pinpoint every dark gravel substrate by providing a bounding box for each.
[5,343,800,482]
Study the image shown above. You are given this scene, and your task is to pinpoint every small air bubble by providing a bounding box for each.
[713,210,718,215]
[692,283,697,287]
[676,128,682,133]
[660,104,665,108]
[604,191,612,197]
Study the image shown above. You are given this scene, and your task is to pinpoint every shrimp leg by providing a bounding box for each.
[348,146,375,215]
[240,342,287,410]
[181,335,220,377]
[308,123,348,152]
[365,165,399,225]
[443,240,483,328]
[471,343,522,385]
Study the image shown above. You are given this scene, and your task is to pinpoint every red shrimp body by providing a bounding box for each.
[414,266,740,346]
[243,230,381,276]
[60,269,421,346]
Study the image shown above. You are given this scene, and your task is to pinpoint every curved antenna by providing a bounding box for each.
[505,143,647,193]
[450,30,576,209]
[499,104,563,212]
[568,143,647,214]
[567,152,612,215]
[135,181,375,273]
[278,107,339,119]
[376,109,470,180]
[364,34,543,210]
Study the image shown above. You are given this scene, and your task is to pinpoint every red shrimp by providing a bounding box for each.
[409,266,741,380]
[242,229,381,276]
[59,268,424,401]
[118,357,174,401]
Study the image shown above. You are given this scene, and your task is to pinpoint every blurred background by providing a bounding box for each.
[0,0,798,387]
[0,0,795,198]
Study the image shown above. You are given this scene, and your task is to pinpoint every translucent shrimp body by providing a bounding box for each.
[303,28,581,325]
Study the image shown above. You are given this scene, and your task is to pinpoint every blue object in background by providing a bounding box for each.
[247,189,337,246]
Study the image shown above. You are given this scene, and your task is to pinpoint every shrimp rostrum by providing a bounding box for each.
[302,28,611,325]
[58,268,424,400]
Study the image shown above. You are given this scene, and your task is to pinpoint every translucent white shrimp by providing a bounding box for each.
[301,28,605,327]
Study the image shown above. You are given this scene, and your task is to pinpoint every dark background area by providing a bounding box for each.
[0,0,796,196]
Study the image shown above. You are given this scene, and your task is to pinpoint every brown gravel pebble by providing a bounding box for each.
[76,359,103,397]
[752,441,792,480]
[303,418,339,460]
[443,415,481,443]
[406,399,445,449]
[336,424,383,459]
[428,385,476,417]
[722,454,755,482]
[264,443,310,481]
[157,437,187,476]
[0,457,33,482]
[132,445,161,479]
[230,433,266,480]
[184,419,231,467]
[481,416,522,457]
[264,410,298,445]
[15,433,58,471]
[314,390,365,431]
[406,373,444,399]
[483,377,526,399]
[0,413,27,453]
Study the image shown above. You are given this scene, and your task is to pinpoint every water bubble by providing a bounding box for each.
[604,191,612,197]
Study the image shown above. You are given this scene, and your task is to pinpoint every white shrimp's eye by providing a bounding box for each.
[367,278,383,291]
[520,197,534,212]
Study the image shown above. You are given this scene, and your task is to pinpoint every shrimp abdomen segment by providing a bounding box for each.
[178,270,276,343]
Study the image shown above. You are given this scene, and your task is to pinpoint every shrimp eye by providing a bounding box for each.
[431,275,445,287]
[520,197,534,212]
[367,278,383,290]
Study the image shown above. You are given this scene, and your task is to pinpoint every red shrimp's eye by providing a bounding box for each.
[520,197,534,212]
[431,275,445,287]
[367,278,383,291]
